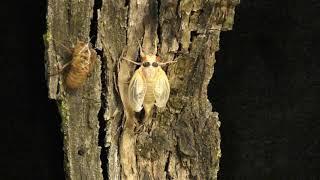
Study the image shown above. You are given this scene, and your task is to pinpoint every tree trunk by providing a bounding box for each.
[44,0,103,180]
[44,0,239,179]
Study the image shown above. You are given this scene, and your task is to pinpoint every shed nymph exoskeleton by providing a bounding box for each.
[64,40,97,90]
[123,43,176,124]
[50,39,97,90]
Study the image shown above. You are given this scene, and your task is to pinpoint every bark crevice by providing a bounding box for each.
[90,0,102,44]
[90,0,108,179]
[97,50,108,180]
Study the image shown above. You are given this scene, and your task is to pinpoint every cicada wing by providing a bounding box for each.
[154,68,170,108]
[128,68,147,112]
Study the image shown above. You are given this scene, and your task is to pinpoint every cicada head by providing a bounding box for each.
[139,40,160,62]
[139,47,160,79]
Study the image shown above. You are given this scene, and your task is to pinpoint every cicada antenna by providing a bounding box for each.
[137,40,145,58]
[158,60,177,66]
[153,38,157,55]
[122,57,142,65]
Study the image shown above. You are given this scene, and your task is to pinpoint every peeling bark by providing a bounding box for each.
[45,0,239,179]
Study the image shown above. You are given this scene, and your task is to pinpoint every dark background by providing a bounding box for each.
[1,0,319,179]
[212,0,320,179]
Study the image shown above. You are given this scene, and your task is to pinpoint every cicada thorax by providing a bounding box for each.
[65,41,97,90]
[139,55,158,103]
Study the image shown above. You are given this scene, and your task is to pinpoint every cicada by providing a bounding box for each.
[64,40,97,89]
[123,44,176,119]
[50,39,97,90]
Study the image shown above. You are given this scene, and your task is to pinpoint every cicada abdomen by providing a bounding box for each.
[65,40,97,90]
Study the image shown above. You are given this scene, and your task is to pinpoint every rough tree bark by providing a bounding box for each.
[44,0,239,179]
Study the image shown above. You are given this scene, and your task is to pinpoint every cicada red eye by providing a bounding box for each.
[142,62,151,67]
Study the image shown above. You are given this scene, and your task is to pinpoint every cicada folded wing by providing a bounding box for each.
[154,68,170,108]
[128,68,147,112]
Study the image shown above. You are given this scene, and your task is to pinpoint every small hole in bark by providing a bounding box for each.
[190,30,200,42]
[78,148,86,156]
[170,88,178,96]
[190,10,196,17]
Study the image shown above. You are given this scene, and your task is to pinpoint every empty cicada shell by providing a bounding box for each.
[63,40,97,90]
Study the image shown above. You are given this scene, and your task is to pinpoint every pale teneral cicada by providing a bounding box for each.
[123,44,176,120]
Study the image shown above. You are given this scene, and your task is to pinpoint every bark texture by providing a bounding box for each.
[44,0,103,179]
[45,0,239,179]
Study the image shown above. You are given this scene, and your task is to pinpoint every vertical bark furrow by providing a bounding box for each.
[98,0,127,179]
